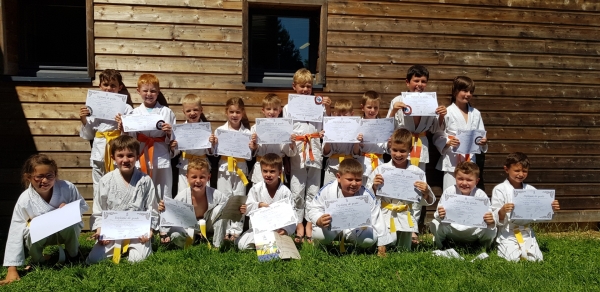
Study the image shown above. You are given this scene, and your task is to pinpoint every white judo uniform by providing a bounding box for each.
[323,142,359,185]
[165,187,229,248]
[249,124,296,184]
[86,169,159,264]
[491,180,544,262]
[128,102,176,200]
[366,162,436,250]
[359,140,387,185]
[236,182,298,250]
[430,186,497,249]
[4,181,88,267]
[433,104,488,190]
[214,122,252,236]
[80,104,134,189]
[283,104,324,220]
[307,182,392,248]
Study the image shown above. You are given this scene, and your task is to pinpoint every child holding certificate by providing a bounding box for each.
[358,91,387,184]
[250,94,297,185]
[322,99,362,184]
[79,69,134,190]
[159,159,231,248]
[214,97,256,240]
[430,162,496,250]
[170,94,215,194]
[491,152,560,262]
[433,76,488,190]
[236,154,298,250]
[367,129,435,254]
[2,155,88,285]
[87,136,159,264]
[282,68,329,243]
[307,159,391,250]
[386,65,447,244]
[120,74,176,200]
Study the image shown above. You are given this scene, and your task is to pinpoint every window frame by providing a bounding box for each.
[242,0,327,88]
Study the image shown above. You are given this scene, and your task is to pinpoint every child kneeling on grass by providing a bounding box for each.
[307,158,392,251]
[430,162,497,250]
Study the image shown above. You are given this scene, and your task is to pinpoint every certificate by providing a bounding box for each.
[377,167,423,202]
[215,129,252,160]
[455,129,487,155]
[401,92,438,116]
[286,94,324,122]
[122,114,165,132]
[323,117,361,143]
[255,118,293,144]
[217,195,248,222]
[172,122,212,150]
[325,196,371,231]
[30,200,83,244]
[254,231,301,262]
[160,197,199,229]
[441,194,490,228]
[85,90,127,121]
[100,211,152,240]
[249,201,297,233]
[360,118,394,143]
[511,189,555,221]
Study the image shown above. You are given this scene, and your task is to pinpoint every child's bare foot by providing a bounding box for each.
[377,246,387,258]
[294,235,304,244]
[160,233,170,244]
[411,232,420,244]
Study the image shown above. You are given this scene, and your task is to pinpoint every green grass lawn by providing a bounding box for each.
[1,232,600,291]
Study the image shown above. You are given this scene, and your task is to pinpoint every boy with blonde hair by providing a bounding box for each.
[283,68,331,243]
[322,99,361,184]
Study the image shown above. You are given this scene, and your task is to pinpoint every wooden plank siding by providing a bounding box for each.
[1,0,599,232]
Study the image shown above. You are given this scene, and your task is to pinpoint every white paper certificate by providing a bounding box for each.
[360,118,394,143]
[249,201,297,233]
[215,129,252,160]
[377,167,423,202]
[402,92,438,116]
[172,122,212,150]
[85,90,127,121]
[286,94,324,122]
[122,114,165,132]
[325,196,371,230]
[160,197,199,229]
[323,117,361,143]
[217,195,248,222]
[100,211,151,240]
[255,118,293,144]
[511,189,555,221]
[455,129,487,155]
[441,194,490,228]
[30,200,83,244]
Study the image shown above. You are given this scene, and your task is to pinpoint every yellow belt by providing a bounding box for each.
[95,130,121,173]
[182,152,206,161]
[514,225,530,260]
[381,202,414,233]
[363,153,383,170]
[330,154,353,164]
[221,156,249,186]
[410,132,427,166]
[112,239,130,264]
[256,156,285,182]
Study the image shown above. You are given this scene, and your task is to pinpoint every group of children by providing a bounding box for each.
[2,65,560,285]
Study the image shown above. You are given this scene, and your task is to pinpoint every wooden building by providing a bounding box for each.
[1,0,599,233]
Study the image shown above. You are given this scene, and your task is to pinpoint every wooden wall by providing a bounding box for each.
[1,0,599,232]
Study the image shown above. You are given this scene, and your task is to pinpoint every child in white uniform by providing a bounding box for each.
[491,152,560,261]
[2,154,88,285]
[357,91,387,184]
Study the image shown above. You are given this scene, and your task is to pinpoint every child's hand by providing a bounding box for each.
[552,200,560,211]
[316,214,332,228]
[357,133,364,143]
[158,200,165,212]
[290,133,298,148]
[372,174,384,191]
[477,137,488,145]
[116,113,124,131]
[322,96,332,116]
[91,228,111,246]
[391,101,407,116]
[169,140,178,152]
[502,203,514,214]
[249,134,258,151]
[80,106,90,125]
[139,229,153,244]
[58,203,67,208]
[414,181,428,194]
[435,105,447,118]
[240,204,247,214]
[483,212,495,227]
[258,202,270,208]
[161,123,172,137]
[447,136,460,148]
[276,229,288,236]
[114,113,122,124]
[209,134,218,145]
[437,207,446,219]
[319,130,325,138]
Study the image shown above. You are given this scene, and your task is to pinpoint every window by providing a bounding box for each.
[1,0,93,82]
[243,1,327,88]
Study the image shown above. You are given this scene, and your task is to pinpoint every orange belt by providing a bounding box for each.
[137,133,166,178]
[295,133,321,162]
[410,132,426,166]
[363,153,383,170]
